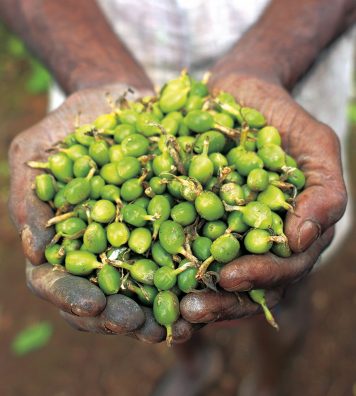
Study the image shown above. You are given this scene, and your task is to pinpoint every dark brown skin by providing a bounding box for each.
[4,0,355,342]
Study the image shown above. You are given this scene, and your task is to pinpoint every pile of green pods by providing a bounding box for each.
[29,71,305,344]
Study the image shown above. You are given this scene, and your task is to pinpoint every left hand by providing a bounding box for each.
[180,73,346,324]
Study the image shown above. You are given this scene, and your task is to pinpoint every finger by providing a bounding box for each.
[26,261,106,316]
[60,294,145,335]
[132,307,166,344]
[180,289,282,324]
[284,120,347,252]
[219,227,334,292]
[172,319,203,344]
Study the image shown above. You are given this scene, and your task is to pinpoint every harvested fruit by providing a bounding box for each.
[28,71,305,344]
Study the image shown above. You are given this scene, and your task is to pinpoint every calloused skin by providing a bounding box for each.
[9,74,346,342]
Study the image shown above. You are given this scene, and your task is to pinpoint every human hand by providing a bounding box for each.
[9,85,197,343]
[180,74,346,324]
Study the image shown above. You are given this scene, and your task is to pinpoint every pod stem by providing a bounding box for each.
[178,247,199,266]
[61,229,85,240]
[269,235,288,244]
[249,289,279,331]
[166,135,187,176]
[239,125,250,148]
[196,255,215,280]
[85,167,97,181]
[108,259,132,271]
[211,166,233,193]
[144,186,155,198]
[222,201,244,212]
[165,324,174,347]
[26,161,49,169]
[282,201,294,213]
[213,123,240,139]
[46,211,76,227]
[281,165,296,179]
[173,261,194,276]
[202,137,210,157]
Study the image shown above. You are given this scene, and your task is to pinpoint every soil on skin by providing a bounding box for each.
[0,48,355,396]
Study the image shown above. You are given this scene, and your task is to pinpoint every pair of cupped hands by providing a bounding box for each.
[9,69,346,344]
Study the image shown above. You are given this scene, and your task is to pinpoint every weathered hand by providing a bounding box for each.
[9,85,196,343]
[180,74,346,324]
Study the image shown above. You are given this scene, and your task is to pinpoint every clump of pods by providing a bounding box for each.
[29,71,305,345]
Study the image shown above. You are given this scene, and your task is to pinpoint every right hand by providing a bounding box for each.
[9,84,198,344]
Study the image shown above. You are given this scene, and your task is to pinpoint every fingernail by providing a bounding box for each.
[234,281,253,292]
[298,220,321,251]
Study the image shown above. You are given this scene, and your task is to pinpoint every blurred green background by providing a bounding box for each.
[0,23,356,396]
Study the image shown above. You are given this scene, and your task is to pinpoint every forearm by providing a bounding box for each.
[0,0,152,94]
[212,0,356,90]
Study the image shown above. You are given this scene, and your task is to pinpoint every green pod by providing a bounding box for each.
[213,112,234,128]
[114,124,136,144]
[117,109,139,126]
[83,222,107,254]
[170,202,197,226]
[190,79,209,97]
[64,177,90,205]
[134,196,150,209]
[194,131,226,154]
[91,200,116,223]
[98,264,121,295]
[229,149,263,176]
[227,211,249,233]
[94,113,117,131]
[195,191,224,221]
[128,227,152,254]
[202,220,227,240]
[159,220,185,255]
[287,168,305,190]
[116,156,141,180]
[45,244,65,265]
[209,153,228,175]
[63,132,78,146]
[147,194,171,221]
[149,177,167,195]
[153,290,180,345]
[121,133,149,157]
[73,155,95,178]
[177,260,198,293]
[136,112,161,136]
[100,163,125,185]
[258,144,286,171]
[247,168,269,192]
[240,201,273,229]
[61,144,88,161]
[257,185,292,211]
[101,184,121,203]
[152,151,174,176]
[151,241,175,269]
[153,267,178,290]
[240,107,266,128]
[210,234,240,263]
[271,212,285,236]
[106,222,130,247]
[244,229,273,254]
[125,259,158,285]
[159,74,190,113]
[192,236,212,261]
[219,182,245,205]
[74,124,95,146]
[89,140,110,166]
[35,174,56,202]
[120,178,143,201]
[109,144,125,163]
[122,204,151,227]
[242,184,258,203]
[90,175,106,200]
[65,251,102,275]
[225,171,244,186]
[285,154,298,168]
[257,126,282,148]
[61,238,82,253]
[161,115,180,136]
[185,110,213,133]
[56,217,87,237]
[272,242,292,258]
[185,95,204,112]
[48,152,73,182]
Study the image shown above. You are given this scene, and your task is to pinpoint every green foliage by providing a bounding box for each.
[347,101,356,126]
[0,22,51,94]
[11,321,53,356]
